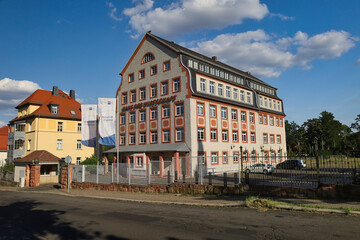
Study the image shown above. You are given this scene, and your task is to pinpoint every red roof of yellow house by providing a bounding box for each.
[13,150,63,164]
[0,126,8,151]
[10,87,81,123]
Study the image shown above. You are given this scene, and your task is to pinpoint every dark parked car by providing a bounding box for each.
[276,159,306,170]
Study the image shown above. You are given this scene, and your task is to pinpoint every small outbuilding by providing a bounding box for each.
[14,150,65,187]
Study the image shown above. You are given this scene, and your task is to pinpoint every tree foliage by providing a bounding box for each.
[286,111,360,156]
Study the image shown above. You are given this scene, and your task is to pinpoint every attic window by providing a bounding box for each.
[51,105,58,114]
[70,110,76,115]
[142,53,154,63]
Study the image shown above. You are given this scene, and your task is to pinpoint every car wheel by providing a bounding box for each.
[263,170,268,174]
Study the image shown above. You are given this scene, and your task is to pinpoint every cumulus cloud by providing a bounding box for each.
[356,58,360,66]
[0,121,5,127]
[269,13,295,21]
[123,0,269,38]
[106,1,122,21]
[0,78,41,110]
[191,30,356,78]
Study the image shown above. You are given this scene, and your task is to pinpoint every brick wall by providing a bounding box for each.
[60,165,72,189]
[29,165,40,187]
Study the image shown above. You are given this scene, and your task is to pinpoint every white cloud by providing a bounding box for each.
[0,78,41,110]
[0,121,5,127]
[124,0,268,38]
[356,58,360,66]
[269,13,295,21]
[191,30,356,78]
[106,1,122,21]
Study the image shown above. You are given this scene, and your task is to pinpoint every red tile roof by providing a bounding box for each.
[14,150,63,163]
[0,126,8,151]
[10,89,81,123]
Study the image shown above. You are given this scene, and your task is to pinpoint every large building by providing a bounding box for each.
[115,32,286,175]
[7,86,94,165]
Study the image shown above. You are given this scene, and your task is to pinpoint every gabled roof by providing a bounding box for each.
[0,126,8,151]
[10,89,81,123]
[146,32,274,88]
[14,150,63,164]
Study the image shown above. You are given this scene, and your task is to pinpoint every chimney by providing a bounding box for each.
[247,71,251,75]
[52,86,59,96]
[69,89,75,99]
[212,56,217,61]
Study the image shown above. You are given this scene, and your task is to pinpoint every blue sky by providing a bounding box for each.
[0,0,359,128]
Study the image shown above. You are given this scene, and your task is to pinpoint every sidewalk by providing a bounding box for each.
[1,184,360,215]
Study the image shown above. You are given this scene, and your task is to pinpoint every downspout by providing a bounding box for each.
[179,54,194,93]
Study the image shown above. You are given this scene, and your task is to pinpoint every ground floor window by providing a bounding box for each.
[40,165,52,176]
[136,157,143,167]
[211,152,218,164]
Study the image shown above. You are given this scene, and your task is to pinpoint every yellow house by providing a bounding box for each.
[8,86,94,165]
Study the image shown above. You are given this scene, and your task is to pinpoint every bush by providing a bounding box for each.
[0,163,14,180]
[80,155,100,165]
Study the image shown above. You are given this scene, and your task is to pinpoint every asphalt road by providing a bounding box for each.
[0,191,359,240]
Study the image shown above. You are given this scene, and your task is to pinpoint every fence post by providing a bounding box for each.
[111,163,114,183]
[195,171,199,184]
[234,173,238,186]
[82,165,85,182]
[167,170,171,185]
[200,162,203,185]
[175,171,178,182]
[182,171,186,183]
[224,172,227,187]
[148,163,151,185]
[316,155,320,186]
[96,164,99,184]
[209,172,212,185]
[128,164,131,185]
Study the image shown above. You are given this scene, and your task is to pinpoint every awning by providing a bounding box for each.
[104,142,191,154]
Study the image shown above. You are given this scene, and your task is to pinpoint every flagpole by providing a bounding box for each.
[116,95,120,183]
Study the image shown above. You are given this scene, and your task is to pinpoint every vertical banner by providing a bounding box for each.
[81,104,97,147]
[98,98,116,146]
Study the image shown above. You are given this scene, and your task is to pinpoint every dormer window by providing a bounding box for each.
[70,110,76,115]
[141,53,154,63]
[51,105,58,114]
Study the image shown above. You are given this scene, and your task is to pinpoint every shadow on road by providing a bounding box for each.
[0,200,129,240]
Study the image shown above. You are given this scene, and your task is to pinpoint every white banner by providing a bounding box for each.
[98,98,116,146]
[81,104,97,147]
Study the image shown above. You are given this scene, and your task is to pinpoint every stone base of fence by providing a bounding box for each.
[70,182,360,200]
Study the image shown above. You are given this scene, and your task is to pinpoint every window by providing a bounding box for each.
[51,105,58,114]
[270,116,274,125]
[198,128,205,141]
[77,140,82,150]
[259,114,263,124]
[129,112,135,123]
[136,157,143,167]
[163,130,170,143]
[130,133,135,144]
[264,115,267,124]
[199,152,206,165]
[277,135,281,144]
[241,111,246,122]
[57,139,63,150]
[200,78,206,92]
[276,118,279,126]
[263,133,268,143]
[188,59,193,67]
[218,84,223,96]
[128,73,134,82]
[226,86,231,98]
[233,88,238,100]
[173,78,180,92]
[264,97,268,107]
[251,132,255,143]
[122,92,128,104]
[142,53,154,63]
[280,118,283,127]
[210,105,216,117]
[151,131,158,143]
[231,109,237,120]
[247,92,251,103]
[197,102,204,115]
[210,129,217,141]
[15,139,24,150]
[40,165,51,176]
[242,152,248,162]
[163,61,170,71]
[222,130,228,141]
[240,90,244,101]
[259,96,263,106]
[278,102,281,111]
[176,128,184,141]
[57,122,63,132]
[139,87,146,100]
[222,152,228,164]
[140,110,146,122]
[162,105,170,118]
[120,114,126,124]
[234,152,239,163]
[27,139,31,151]
[221,107,227,119]
[150,65,157,75]
[273,100,276,109]
[211,152,218,164]
[120,134,125,145]
[270,134,275,143]
[264,151,269,162]
[76,157,81,165]
[175,103,184,116]
[151,107,157,120]
[139,70,145,80]
[233,131,238,142]
[250,113,254,123]
[269,99,272,108]
[140,132,146,144]
[209,81,215,94]
[242,131,247,142]
[77,123,82,133]
[150,84,157,98]
[161,81,168,95]
[130,90,136,102]
[251,152,256,162]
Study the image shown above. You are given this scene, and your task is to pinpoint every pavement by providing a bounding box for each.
[1,184,360,215]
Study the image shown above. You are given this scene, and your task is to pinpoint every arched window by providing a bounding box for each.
[142,53,154,63]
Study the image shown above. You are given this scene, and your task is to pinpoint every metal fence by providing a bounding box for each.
[71,156,360,189]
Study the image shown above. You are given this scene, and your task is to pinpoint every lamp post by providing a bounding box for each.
[240,146,243,184]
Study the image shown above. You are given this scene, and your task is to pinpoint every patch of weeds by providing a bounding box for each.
[245,196,276,210]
